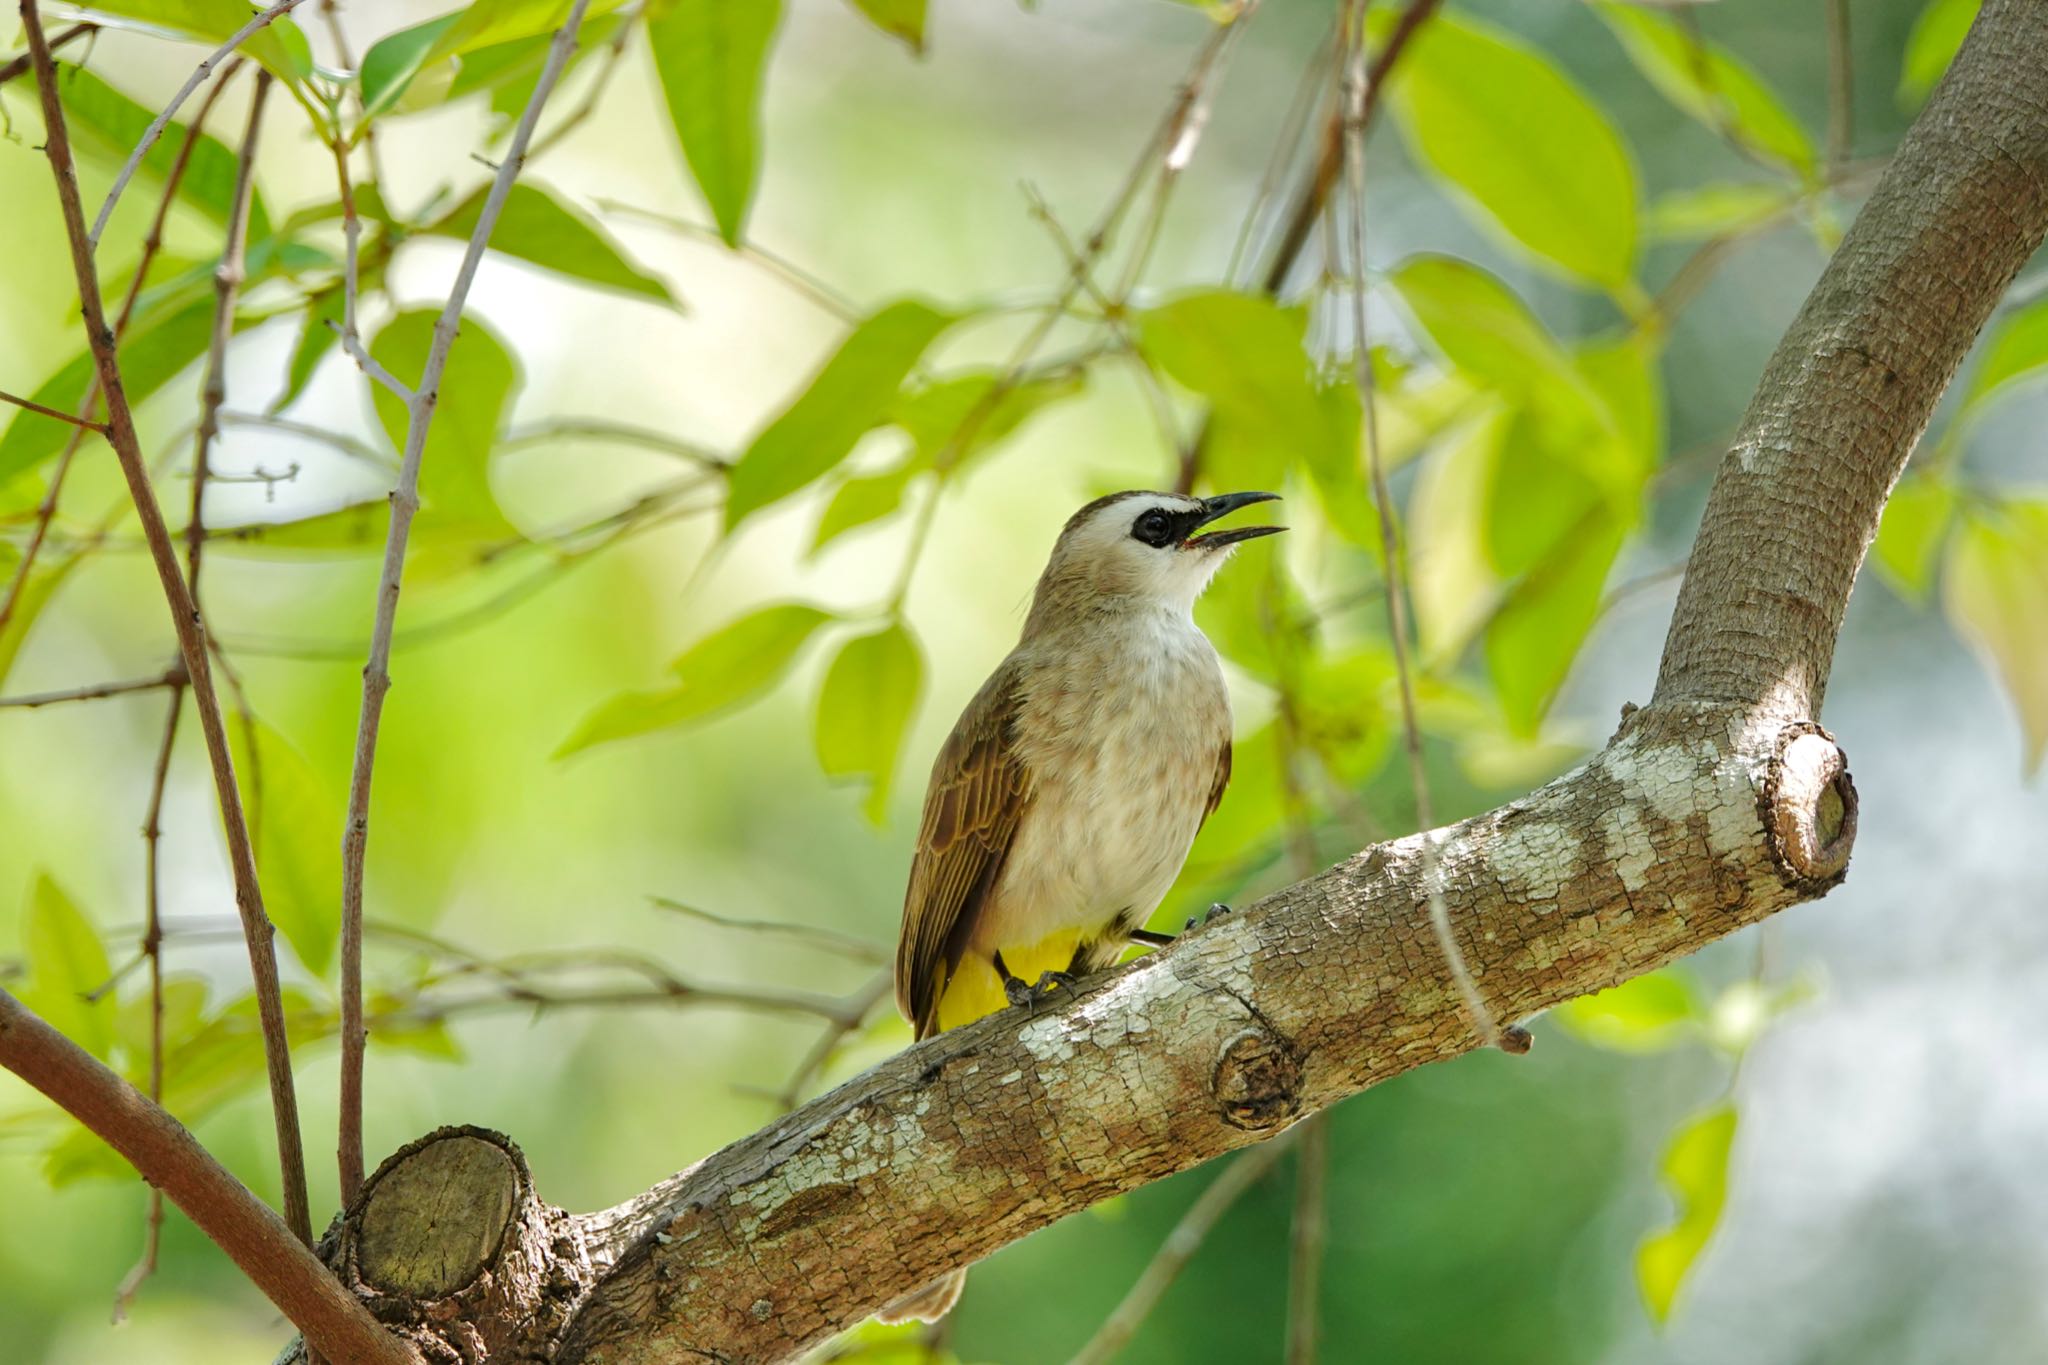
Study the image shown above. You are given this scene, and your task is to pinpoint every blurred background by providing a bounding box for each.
[1,0,2044,1362]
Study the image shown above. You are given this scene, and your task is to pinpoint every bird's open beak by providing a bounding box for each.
[1183,491,1284,550]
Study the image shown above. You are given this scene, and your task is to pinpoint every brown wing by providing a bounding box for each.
[895,658,1033,1038]
[1203,738,1232,824]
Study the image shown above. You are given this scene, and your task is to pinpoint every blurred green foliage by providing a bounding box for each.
[0,0,2043,1362]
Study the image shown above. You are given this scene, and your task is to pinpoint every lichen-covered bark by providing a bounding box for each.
[554,708,1844,1363]
[304,1,2048,1361]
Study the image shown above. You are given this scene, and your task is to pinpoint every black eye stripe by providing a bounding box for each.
[1131,506,1202,547]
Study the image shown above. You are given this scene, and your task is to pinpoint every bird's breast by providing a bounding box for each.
[979,613,1230,954]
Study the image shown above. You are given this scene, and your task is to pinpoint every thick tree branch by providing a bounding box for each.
[0,990,420,1365]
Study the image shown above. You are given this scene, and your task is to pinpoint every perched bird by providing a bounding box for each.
[881,489,1283,1323]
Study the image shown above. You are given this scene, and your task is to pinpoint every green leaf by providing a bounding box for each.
[369,310,522,530]
[0,554,77,690]
[357,1,626,119]
[360,13,461,119]
[273,290,345,413]
[1410,405,1511,661]
[889,366,1085,473]
[21,874,114,1061]
[67,1,311,86]
[1645,182,1798,242]
[558,604,835,756]
[226,717,344,976]
[1943,502,2048,773]
[814,622,923,823]
[724,301,955,528]
[1871,476,1957,603]
[53,64,270,236]
[1639,1105,1739,1323]
[811,464,919,554]
[432,183,679,305]
[649,0,784,246]
[1961,296,2048,414]
[0,299,215,487]
[1554,971,1702,1053]
[1391,256,1651,502]
[1900,0,1980,106]
[1594,3,1817,180]
[1485,504,1627,734]
[1383,11,1638,289]
[1137,290,1333,492]
[844,0,926,52]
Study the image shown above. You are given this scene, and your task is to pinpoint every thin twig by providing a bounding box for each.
[594,198,861,321]
[0,59,244,653]
[1284,1115,1329,1365]
[0,17,87,85]
[189,71,272,604]
[0,990,418,1365]
[326,109,410,401]
[1337,0,1501,1049]
[21,0,313,1246]
[1824,0,1853,179]
[648,897,888,963]
[502,418,728,468]
[1067,1137,1293,1365]
[1177,0,1440,493]
[0,389,106,433]
[112,686,183,1322]
[738,970,893,1114]
[337,0,596,1206]
[86,0,313,248]
[0,667,182,709]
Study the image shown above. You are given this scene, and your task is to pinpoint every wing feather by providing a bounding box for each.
[895,659,1033,1038]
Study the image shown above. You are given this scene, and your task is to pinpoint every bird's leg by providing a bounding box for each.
[1128,928,1175,948]
[993,952,1079,1013]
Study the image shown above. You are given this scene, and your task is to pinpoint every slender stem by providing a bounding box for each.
[0,389,106,432]
[0,59,243,658]
[189,71,273,605]
[326,118,410,400]
[113,685,184,1321]
[1067,1139,1292,1365]
[1824,0,1853,178]
[1337,0,1499,1049]
[20,0,313,1246]
[0,989,419,1365]
[1284,1115,1329,1365]
[86,0,313,248]
[0,17,87,85]
[337,0,596,1206]
[0,667,181,709]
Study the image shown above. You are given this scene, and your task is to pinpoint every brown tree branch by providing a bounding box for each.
[18,0,313,1247]
[281,3,2047,1361]
[0,989,420,1365]
[337,0,596,1207]
[0,388,106,432]
[0,58,243,651]
[0,18,86,85]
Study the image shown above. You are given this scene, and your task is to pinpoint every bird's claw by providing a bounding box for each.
[1004,970,1078,1014]
[1183,902,1233,932]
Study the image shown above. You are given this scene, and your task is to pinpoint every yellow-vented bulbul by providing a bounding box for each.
[881,489,1283,1323]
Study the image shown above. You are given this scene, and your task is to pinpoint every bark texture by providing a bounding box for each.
[133,0,2048,1360]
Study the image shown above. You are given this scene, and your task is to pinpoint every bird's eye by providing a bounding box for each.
[1133,508,1175,547]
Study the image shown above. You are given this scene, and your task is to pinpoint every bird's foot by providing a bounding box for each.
[1000,967,1078,1013]
[1183,902,1232,932]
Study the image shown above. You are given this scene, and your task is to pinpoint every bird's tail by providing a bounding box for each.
[876,1269,966,1324]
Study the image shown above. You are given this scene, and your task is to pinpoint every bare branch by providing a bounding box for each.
[338,0,598,1206]
[0,667,181,710]
[0,388,106,433]
[85,0,312,248]
[19,0,313,1247]
[0,17,86,85]
[1069,1139,1293,1365]
[0,989,420,1365]
[0,57,243,676]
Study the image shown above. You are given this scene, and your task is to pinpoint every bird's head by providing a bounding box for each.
[1028,489,1284,627]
